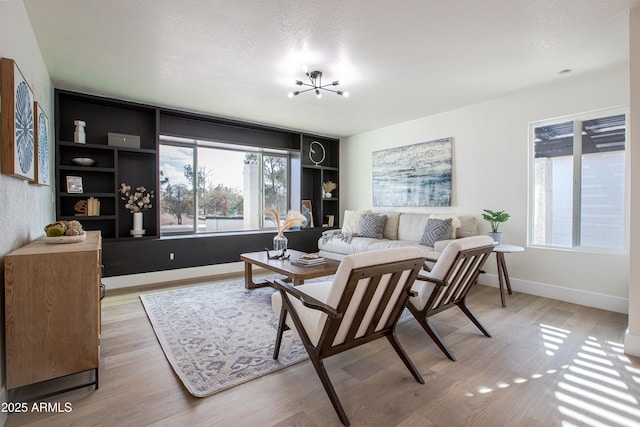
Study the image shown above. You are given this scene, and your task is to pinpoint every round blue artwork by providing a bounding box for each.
[38,111,49,183]
[15,80,34,175]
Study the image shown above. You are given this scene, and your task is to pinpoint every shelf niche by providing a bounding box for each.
[55,90,159,239]
[300,135,340,228]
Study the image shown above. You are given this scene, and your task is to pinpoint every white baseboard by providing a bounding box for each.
[479,273,629,314]
[103,264,629,314]
[624,329,640,357]
[102,262,245,289]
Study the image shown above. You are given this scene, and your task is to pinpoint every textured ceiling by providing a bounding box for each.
[23,0,640,138]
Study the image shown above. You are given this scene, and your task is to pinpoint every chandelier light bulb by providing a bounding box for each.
[288,92,294,98]
[343,91,349,97]
[315,89,322,99]
[332,81,339,86]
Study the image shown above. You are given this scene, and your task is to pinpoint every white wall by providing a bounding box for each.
[626,7,640,356]
[0,0,54,419]
[342,65,629,313]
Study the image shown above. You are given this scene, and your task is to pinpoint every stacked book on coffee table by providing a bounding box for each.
[291,253,326,267]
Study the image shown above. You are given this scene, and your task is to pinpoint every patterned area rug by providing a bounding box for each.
[140,278,309,397]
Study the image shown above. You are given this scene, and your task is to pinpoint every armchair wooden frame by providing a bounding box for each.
[408,243,494,362]
[272,257,425,426]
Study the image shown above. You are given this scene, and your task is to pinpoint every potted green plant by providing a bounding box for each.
[482,209,510,244]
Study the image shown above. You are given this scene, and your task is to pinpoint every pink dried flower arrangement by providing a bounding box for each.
[119,183,154,213]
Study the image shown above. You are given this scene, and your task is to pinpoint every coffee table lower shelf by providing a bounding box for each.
[240,249,339,289]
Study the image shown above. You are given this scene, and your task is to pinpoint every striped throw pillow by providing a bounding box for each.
[359,214,387,239]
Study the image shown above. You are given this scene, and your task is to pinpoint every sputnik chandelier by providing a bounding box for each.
[288,70,349,99]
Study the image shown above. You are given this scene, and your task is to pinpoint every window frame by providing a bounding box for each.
[527,106,629,254]
[159,136,291,236]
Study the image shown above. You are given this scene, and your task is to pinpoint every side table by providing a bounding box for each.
[493,244,524,307]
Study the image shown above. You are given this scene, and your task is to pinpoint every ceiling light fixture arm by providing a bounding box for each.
[289,70,349,98]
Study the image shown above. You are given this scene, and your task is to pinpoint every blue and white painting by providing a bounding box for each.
[12,61,35,181]
[372,138,452,207]
[35,102,49,185]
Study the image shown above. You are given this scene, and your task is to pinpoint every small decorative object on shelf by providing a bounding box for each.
[72,198,101,217]
[131,212,145,238]
[73,120,86,144]
[71,157,96,166]
[309,140,326,166]
[322,180,336,198]
[327,215,335,227]
[87,197,100,216]
[74,200,88,216]
[66,175,83,193]
[301,200,314,228]
[265,205,306,258]
[119,183,154,238]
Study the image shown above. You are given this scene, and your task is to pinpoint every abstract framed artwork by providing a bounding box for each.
[372,137,452,207]
[301,199,314,228]
[33,102,50,185]
[1,57,35,181]
[66,176,84,193]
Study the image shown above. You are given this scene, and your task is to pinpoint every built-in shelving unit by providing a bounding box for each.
[301,135,340,228]
[54,90,339,276]
[55,90,158,239]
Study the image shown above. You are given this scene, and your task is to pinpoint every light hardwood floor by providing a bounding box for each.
[5,275,640,427]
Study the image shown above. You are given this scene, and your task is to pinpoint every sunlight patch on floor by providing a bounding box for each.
[462,323,640,426]
[556,335,640,427]
[541,323,570,356]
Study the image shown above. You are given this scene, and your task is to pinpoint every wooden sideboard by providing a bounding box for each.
[4,230,102,391]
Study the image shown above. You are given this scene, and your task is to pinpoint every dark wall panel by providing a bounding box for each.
[160,113,299,150]
[102,228,326,277]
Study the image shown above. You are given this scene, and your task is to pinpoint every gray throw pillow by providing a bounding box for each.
[420,218,452,247]
[359,214,387,239]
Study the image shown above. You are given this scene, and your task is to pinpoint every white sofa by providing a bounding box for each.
[318,210,479,261]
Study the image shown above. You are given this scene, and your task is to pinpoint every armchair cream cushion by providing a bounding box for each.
[272,247,424,346]
[410,235,495,310]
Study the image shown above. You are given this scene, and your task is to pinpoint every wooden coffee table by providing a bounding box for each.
[241,249,340,289]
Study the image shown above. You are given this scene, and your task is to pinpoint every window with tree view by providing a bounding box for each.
[531,111,626,250]
[159,137,289,234]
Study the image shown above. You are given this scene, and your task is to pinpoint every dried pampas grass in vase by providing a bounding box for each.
[266,206,306,255]
[322,181,337,198]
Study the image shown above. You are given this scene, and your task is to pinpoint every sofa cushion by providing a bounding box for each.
[456,216,479,238]
[319,238,441,262]
[341,209,372,235]
[397,213,430,241]
[430,214,461,239]
[382,213,400,240]
[360,214,387,239]
[420,218,452,247]
[318,235,380,256]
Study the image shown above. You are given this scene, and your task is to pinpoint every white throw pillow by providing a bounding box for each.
[430,214,461,239]
[341,210,373,235]
[382,213,400,240]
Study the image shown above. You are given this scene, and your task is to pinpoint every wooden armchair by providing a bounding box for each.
[408,236,495,361]
[271,247,425,426]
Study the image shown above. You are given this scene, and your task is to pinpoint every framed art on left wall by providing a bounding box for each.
[1,57,35,181]
[33,102,50,185]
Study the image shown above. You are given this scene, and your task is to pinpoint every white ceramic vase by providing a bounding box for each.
[131,212,145,237]
[74,120,86,144]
